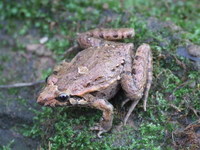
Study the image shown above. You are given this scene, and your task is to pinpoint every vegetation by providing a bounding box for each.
[0,0,199,149]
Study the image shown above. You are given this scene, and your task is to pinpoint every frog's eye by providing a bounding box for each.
[56,93,70,102]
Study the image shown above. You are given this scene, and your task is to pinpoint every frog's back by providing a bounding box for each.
[56,44,133,95]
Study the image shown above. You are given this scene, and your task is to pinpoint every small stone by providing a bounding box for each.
[26,44,40,51]
[187,45,200,57]
[193,62,200,71]
[39,37,48,44]
[164,20,182,31]
[176,46,200,63]
[26,43,52,56]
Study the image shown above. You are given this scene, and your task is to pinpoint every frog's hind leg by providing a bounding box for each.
[120,43,152,125]
[143,46,153,111]
[123,99,140,125]
[121,98,131,108]
[84,28,135,40]
[77,28,135,49]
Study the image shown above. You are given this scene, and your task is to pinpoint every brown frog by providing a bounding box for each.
[37,28,153,137]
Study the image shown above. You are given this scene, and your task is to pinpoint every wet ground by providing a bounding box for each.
[0,28,56,149]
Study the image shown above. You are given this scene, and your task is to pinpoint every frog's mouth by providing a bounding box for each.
[39,94,88,107]
[68,95,89,106]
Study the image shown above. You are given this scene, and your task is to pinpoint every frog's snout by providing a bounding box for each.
[37,90,57,105]
[37,95,46,105]
[37,97,44,105]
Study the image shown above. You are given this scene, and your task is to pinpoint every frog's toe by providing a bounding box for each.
[92,127,107,138]
[123,99,140,125]
[90,124,106,138]
[121,98,130,108]
[90,123,102,131]
[90,119,113,137]
[97,130,105,138]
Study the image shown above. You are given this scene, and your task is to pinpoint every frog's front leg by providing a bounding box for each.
[85,95,114,138]
[121,43,153,124]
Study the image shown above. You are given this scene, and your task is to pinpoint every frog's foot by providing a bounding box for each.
[90,124,105,138]
[90,118,113,138]
[88,97,114,138]
[123,99,140,125]
[121,98,130,108]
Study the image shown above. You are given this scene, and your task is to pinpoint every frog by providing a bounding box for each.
[37,28,153,138]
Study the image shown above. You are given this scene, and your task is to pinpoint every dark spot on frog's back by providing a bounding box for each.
[132,68,136,74]
[111,68,115,72]
[135,55,143,60]
[84,82,91,87]
[94,76,103,81]
[99,33,104,38]
[113,33,118,38]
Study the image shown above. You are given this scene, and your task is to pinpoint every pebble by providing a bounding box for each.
[39,36,48,44]
[187,45,200,57]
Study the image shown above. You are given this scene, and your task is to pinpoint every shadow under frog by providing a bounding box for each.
[37,28,153,138]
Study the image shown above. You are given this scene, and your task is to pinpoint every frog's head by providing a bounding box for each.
[37,75,86,107]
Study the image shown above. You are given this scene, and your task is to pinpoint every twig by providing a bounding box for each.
[0,80,45,89]
[48,141,51,150]
[172,55,187,71]
[172,131,177,147]
[169,104,182,112]
[189,106,200,118]
[172,80,191,95]
[184,119,200,131]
